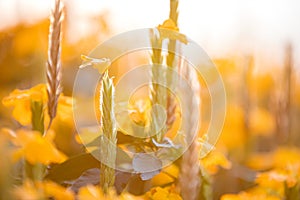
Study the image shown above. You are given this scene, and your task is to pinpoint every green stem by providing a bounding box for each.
[25,100,45,182]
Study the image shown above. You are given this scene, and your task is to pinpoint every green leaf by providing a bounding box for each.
[30,100,44,134]
[45,147,133,183]
[90,144,133,172]
[63,167,133,194]
[44,153,99,183]
[285,182,300,200]
[86,131,142,147]
[69,168,100,193]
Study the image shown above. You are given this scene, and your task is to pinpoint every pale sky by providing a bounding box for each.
[0,0,300,68]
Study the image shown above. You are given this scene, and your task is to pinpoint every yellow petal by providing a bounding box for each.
[42,181,74,200]
[77,185,102,200]
[2,84,47,126]
[13,180,41,200]
[201,151,232,175]
[158,19,179,32]
[12,130,67,165]
[12,102,31,126]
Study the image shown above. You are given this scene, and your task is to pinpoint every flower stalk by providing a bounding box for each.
[178,63,201,200]
[46,0,63,132]
[149,30,167,142]
[99,71,117,193]
[166,0,179,130]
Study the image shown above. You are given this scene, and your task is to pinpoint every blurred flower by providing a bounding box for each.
[151,164,179,186]
[221,191,280,200]
[13,180,74,200]
[218,105,246,150]
[77,185,142,200]
[246,152,274,170]
[13,180,41,200]
[145,186,182,200]
[247,147,300,171]
[11,129,66,165]
[256,170,286,193]
[249,73,275,99]
[254,166,300,199]
[237,146,300,200]
[200,151,232,175]
[78,185,112,200]
[213,58,237,77]
[12,22,48,57]
[273,147,300,168]
[249,108,275,136]
[42,181,74,200]
[256,167,300,189]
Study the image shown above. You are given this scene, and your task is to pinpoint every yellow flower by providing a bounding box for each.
[247,147,300,171]
[2,84,73,127]
[254,166,300,196]
[256,170,286,192]
[273,147,300,168]
[13,180,41,200]
[78,185,109,200]
[11,129,66,165]
[151,164,179,186]
[248,147,300,196]
[258,166,300,189]
[284,165,300,188]
[13,180,74,200]
[221,191,281,200]
[246,152,274,170]
[128,99,151,126]
[145,186,182,200]
[2,84,46,126]
[200,151,232,175]
[120,193,144,200]
[158,19,179,32]
[42,181,74,200]
[77,185,141,200]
